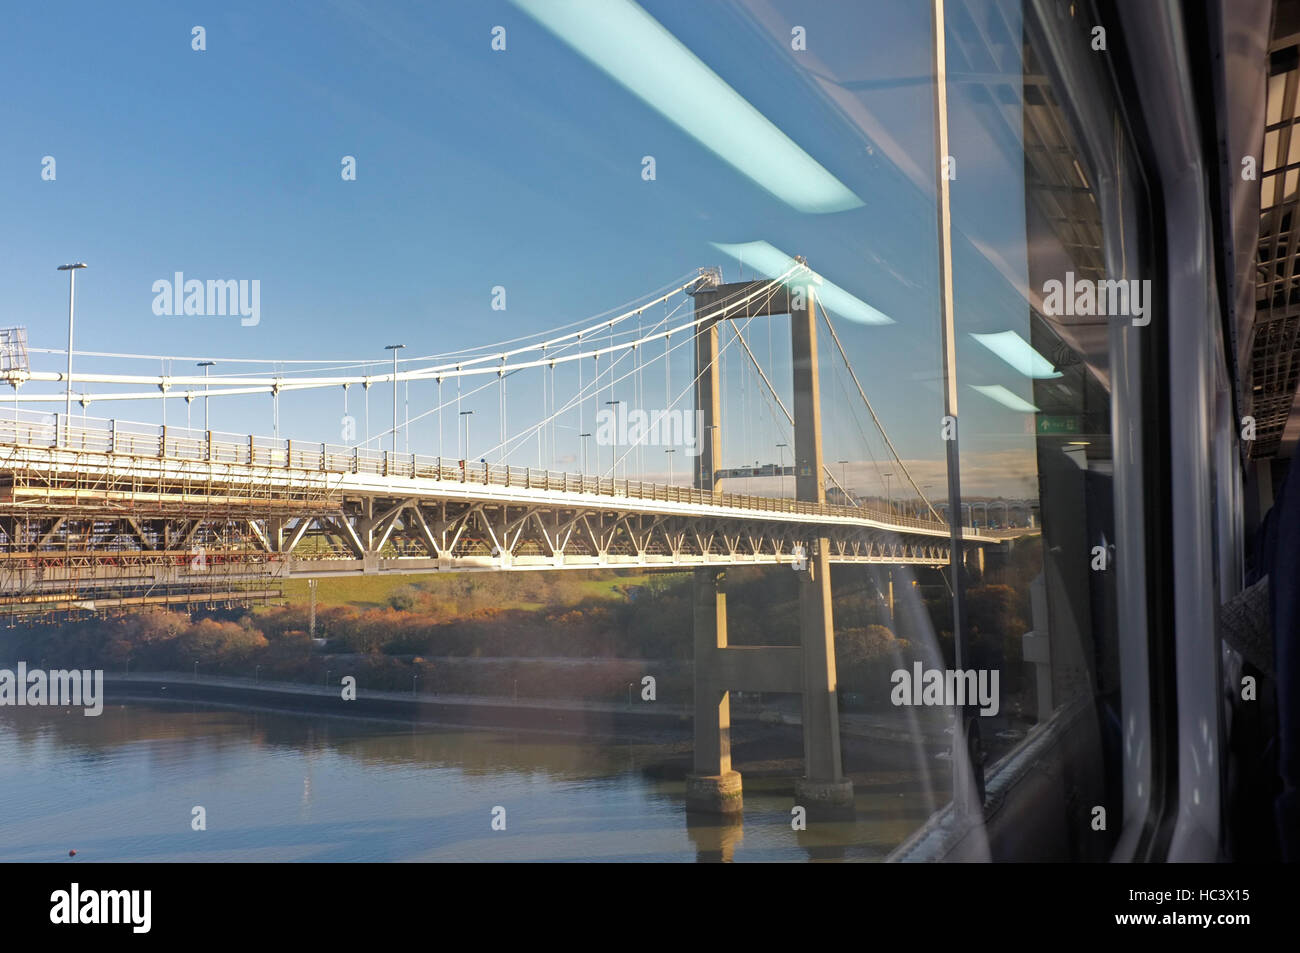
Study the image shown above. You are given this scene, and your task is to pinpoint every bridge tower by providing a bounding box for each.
[684,267,854,815]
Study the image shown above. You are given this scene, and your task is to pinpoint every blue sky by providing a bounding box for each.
[1,0,1046,500]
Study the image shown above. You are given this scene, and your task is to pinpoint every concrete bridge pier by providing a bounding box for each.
[886,567,895,629]
[685,567,742,814]
[795,539,854,813]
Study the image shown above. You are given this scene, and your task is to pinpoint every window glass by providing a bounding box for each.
[0,0,1148,862]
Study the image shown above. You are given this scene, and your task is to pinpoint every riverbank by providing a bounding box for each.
[101,671,954,750]
[104,671,691,740]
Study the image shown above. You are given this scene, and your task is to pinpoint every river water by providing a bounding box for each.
[0,701,941,862]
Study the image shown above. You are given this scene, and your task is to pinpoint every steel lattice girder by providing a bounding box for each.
[0,448,980,597]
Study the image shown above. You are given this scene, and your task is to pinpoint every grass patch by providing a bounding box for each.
[280,569,680,611]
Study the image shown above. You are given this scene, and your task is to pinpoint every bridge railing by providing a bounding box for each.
[1,407,958,534]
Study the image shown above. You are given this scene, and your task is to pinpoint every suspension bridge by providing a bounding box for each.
[0,261,1003,813]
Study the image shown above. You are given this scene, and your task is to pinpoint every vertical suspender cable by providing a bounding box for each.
[578,333,584,457]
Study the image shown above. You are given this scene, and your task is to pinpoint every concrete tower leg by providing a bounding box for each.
[791,290,853,811]
[693,316,722,496]
[684,310,740,814]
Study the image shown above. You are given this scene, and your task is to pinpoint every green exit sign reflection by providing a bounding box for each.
[1036,415,1082,435]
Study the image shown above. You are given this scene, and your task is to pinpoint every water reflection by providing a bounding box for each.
[0,702,941,862]
[686,813,745,863]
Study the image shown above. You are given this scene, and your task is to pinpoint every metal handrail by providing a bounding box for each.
[2,408,964,533]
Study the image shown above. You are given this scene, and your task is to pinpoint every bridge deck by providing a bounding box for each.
[0,413,992,537]
[0,413,1008,614]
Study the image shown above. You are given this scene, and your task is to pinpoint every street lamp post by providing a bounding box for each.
[883,470,894,516]
[580,432,592,476]
[604,400,622,479]
[384,345,405,454]
[197,361,215,431]
[776,442,788,497]
[459,410,474,460]
[665,447,676,485]
[838,459,849,505]
[57,263,87,446]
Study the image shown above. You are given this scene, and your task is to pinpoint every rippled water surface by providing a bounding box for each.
[0,702,940,862]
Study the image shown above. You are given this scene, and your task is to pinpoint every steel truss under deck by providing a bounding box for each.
[0,429,989,616]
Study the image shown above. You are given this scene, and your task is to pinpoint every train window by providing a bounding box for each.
[1,0,1164,865]
[891,0,1155,860]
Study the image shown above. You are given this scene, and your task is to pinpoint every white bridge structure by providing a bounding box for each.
[1,263,1008,815]
[0,408,989,606]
